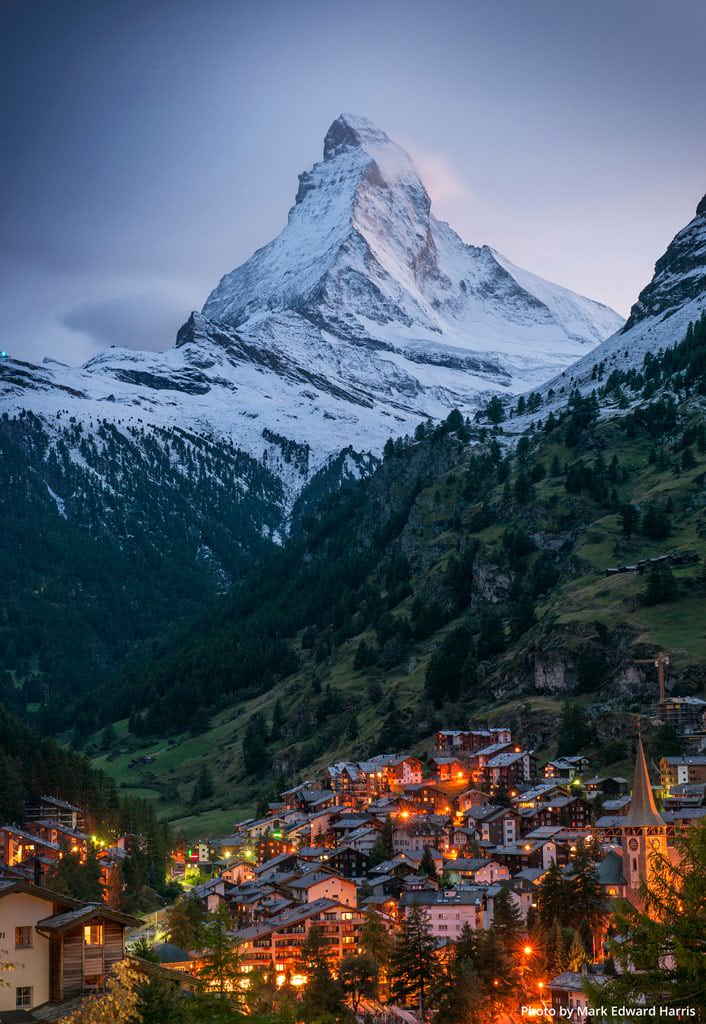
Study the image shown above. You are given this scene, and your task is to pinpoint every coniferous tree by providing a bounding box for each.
[569,847,604,935]
[296,924,345,1019]
[433,956,485,1024]
[242,712,270,775]
[390,906,437,1014]
[191,763,214,805]
[419,845,438,880]
[528,918,550,981]
[618,503,639,539]
[48,845,103,902]
[650,723,683,759]
[491,887,524,950]
[165,894,208,950]
[360,905,393,979]
[133,974,191,1024]
[556,703,595,757]
[269,699,285,741]
[100,722,116,751]
[197,904,244,1002]
[538,862,568,929]
[566,929,588,971]
[368,818,395,867]
[474,925,519,1009]
[546,917,567,976]
[579,917,595,961]
[644,563,678,606]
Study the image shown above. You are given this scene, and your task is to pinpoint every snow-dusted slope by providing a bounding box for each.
[535,193,706,403]
[0,114,622,502]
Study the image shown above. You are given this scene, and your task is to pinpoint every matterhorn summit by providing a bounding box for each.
[0,114,623,504]
[202,113,623,407]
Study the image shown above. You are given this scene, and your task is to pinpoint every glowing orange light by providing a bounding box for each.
[523,945,533,956]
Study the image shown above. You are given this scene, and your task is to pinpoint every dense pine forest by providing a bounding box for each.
[0,414,287,724]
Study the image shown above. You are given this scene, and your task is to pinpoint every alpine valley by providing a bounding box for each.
[1,117,706,839]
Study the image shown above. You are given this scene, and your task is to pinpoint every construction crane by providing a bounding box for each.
[633,652,670,703]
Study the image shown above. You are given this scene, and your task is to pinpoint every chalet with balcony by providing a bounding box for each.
[0,827,61,885]
[435,727,512,753]
[427,756,467,783]
[660,754,706,790]
[23,797,83,832]
[235,898,361,978]
[542,756,590,780]
[484,750,537,792]
[325,846,370,879]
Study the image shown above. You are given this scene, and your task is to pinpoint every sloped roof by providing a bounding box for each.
[0,878,76,908]
[623,737,665,828]
[37,903,139,932]
[152,941,193,963]
[596,850,626,887]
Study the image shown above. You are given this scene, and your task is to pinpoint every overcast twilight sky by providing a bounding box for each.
[1,0,704,364]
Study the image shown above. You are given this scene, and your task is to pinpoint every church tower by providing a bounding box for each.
[620,734,668,908]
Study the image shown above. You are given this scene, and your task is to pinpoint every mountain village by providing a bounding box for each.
[2,689,705,1021]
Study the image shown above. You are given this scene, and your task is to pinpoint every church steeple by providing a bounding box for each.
[620,730,668,908]
[623,735,664,828]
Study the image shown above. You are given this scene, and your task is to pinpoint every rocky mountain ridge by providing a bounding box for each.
[0,114,622,506]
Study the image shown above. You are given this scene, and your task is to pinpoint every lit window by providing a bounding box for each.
[15,926,32,948]
[16,987,33,1009]
[83,924,104,946]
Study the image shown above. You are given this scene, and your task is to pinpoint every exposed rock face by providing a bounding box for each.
[623,195,706,331]
[537,190,706,405]
[533,656,570,693]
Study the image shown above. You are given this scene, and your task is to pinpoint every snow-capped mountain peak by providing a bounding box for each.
[1,113,624,508]
[203,114,622,395]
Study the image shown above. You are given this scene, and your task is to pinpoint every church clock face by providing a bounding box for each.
[628,838,640,851]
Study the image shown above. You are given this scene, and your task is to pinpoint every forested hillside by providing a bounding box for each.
[85,316,706,835]
[0,413,287,725]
